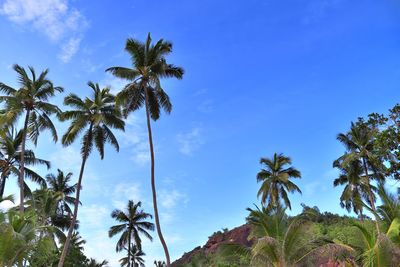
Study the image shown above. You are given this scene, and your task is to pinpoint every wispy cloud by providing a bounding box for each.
[177,127,205,155]
[0,0,88,62]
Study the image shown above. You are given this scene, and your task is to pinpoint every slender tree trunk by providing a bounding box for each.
[144,89,171,266]
[19,109,30,213]
[58,127,91,267]
[362,158,380,235]
[0,173,7,198]
[128,229,132,267]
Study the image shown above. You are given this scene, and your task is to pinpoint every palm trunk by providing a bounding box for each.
[144,89,171,266]
[58,126,91,267]
[0,173,7,198]
[19,109,30,213]
[362,158,380,235]
[128,230,132,267]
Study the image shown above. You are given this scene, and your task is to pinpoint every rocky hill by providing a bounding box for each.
[172,224,252,266]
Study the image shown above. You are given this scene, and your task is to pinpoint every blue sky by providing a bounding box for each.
[1,0,400,265]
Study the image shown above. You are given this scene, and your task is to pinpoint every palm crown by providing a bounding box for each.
[45,169,77,215]
[109,200,154,251]
[60,82,125,158]
[0,64,63,144]
[256,153,301,210]
[106,33,184,119]
[0,128,50,197]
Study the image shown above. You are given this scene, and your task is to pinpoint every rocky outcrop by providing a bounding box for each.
[172,224,252,266]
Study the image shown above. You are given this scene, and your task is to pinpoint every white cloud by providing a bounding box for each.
[58,37,81,63]
[80,204,109,228]
[112,182,143,209]
[0,0,88,62]
[159,189,188,209]
[177,127,205,155]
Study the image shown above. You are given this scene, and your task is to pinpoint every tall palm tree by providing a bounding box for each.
[106,33,184,266]
[0,65,63,212]
[336,121,385,233]
[46,169,77,216]
[256,153,302,210]
[333,159,370,220]
[57,82,125,267]
[119,244,145,267]
[0,127,50,198]
[109,200,154,267]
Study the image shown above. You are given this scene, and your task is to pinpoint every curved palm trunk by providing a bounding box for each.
[19,109,30,213]
[58,128,91,267]
[144,89,171,266]
[362,158,380,235]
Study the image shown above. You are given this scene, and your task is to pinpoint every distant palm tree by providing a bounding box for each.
[336,121,385,233]
[87,258,109,267]
[256,153,301,210]
[119,244,145,267]
[46,169,77,216]
[0,65,63,212]
[109,200,154,267]
[333,159,370,220]
[106,33,184,266]
[57,82,125,267]
[0,128,50,198]
[154,261,166,267]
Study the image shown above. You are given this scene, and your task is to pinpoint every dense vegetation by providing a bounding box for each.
[1,33,400,267]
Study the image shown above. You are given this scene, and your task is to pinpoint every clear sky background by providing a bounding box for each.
[1,0,400,265]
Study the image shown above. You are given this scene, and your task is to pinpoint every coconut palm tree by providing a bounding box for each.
[109,200,154,267]
[119,244,145,267]
[87,258,109,267]
[57,82,125,267]
[154,261,166,267]
[46,169,77,216]
[256,153,302,210]
[333,159,370,220]
[0,127,50,198]
[220,205,338,267]
[0,65,63,212]
[336,121,385,233]
[106,33,184,266]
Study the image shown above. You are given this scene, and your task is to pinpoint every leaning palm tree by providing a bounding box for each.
[0,127,50,198]
[106,33,184,266]
[256,153,301,210]
[336,121,385,233]
[0,65,63,212]
[45,169,77,216]
[119,244,145,267]
[109,200,154,267]
[57,82,125,267]
[333,159,370,220]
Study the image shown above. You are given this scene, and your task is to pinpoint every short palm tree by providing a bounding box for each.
[109,200,154,267]
[119,244,145,267]
[0,128,50,198]
[220,205,334,266]
[154,261,166,267]
[336,121,385,233]
[57,82,125,267]
[0,65,63,212]
[87,258,109,267]
[106,33,184,266]
[333,159,370,219]
[46,169,77,216]
[256,153,301,210]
